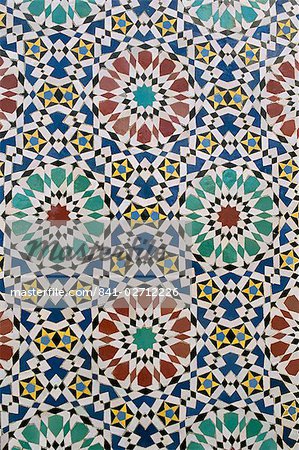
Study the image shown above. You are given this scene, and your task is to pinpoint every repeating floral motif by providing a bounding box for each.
[99,48,194,148]
[0,308,18,376]
[182,166,279,268]
[14,0,102,28]
[267,291,299,378]
[9,411,104,449]
[7,164,109,219]
[94,295,196,391]
[182,0,271,32]
[0,0,298,448]
[0,56,20,132]
[187,410,277,450]
[263,56,299,143]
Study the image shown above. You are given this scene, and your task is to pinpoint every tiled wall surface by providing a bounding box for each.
[0,0,298,448]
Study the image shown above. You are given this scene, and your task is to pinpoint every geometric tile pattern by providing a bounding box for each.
[266,288,299,379]
[0,0,298,448]
[182,165,279,268]
[99,47,195,148]
[187,409,277,450]
[94,295,197,391]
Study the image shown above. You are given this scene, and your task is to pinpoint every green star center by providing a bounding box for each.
[133,327,156,350]
[134,85,156,108]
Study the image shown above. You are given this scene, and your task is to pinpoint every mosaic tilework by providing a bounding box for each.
[0,0,298,449]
